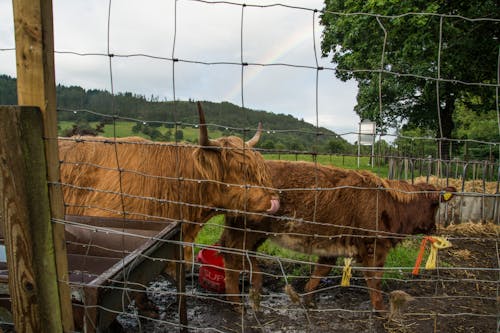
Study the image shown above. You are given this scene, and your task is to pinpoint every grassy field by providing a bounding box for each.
[262,153,389,174]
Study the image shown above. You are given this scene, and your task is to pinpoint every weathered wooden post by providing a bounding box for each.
[11,0,74,331]
[0,106,64,331]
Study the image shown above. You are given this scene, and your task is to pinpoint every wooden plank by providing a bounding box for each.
[64,220,181,332]
[65,215,167,231]
[0,106,50,331]
[12,0,74,330]
[91,223,179,288]
[0,208,187,331]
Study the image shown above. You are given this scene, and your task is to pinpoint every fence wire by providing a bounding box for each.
[1,0,499,332]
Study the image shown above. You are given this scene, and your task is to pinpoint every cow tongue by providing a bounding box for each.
[266,199,280,214]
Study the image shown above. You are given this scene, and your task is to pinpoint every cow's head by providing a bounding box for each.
[413,184,456,234]
[193,102,279,218]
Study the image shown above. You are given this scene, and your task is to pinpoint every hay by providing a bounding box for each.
[450,249,472,260]
[388,290,415,320]
[414,176,499,194]
[443,221,500,237]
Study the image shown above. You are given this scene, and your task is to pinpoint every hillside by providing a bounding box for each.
[0,74,353,153]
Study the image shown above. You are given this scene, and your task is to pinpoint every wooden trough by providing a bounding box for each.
[0,215,187,332]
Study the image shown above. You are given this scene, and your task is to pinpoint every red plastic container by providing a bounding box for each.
[197,245,225,293]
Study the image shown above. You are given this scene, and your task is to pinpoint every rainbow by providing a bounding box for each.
[223,27,313,102]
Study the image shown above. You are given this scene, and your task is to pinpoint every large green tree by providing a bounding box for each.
[320,0,499,157]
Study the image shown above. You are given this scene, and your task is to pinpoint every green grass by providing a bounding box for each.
[263,153,390,175]
[194,215,226,250]
[383,239,424,280]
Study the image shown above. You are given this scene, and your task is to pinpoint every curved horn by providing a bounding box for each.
[246,122,263,148]
[198,102,211,147]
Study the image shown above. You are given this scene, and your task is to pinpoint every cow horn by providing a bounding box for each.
[246,122,263,148]
[198,101,212,147]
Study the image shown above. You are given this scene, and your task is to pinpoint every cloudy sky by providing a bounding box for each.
[0,0,360,142]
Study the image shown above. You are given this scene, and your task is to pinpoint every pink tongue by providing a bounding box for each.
[266,199,280,214]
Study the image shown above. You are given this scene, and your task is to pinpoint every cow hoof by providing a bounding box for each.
[302,297,317,309]
[139,308,160,319]
[375,310,388,320]
[137,301,160,319]
[135,295,160,319]
[372,306,388,319]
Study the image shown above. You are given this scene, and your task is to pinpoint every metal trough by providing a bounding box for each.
[0,215,186,332]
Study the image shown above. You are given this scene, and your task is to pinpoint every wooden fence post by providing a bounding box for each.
[12,0,74,331]
[0,106,63,332]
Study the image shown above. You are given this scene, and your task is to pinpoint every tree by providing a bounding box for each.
[61,119,104,137]
[453,98,500,159]
[261,140,276,150]
[0,75,17,104]
[320,0,499,157]
[326,138,351,154]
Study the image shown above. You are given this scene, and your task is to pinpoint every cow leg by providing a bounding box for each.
[360,242,390,313]
[163,216,214,279]
[220,217,265,312]
[223,244,264,312]
[133,291,159,319]
[223,251,245,312]
[303,256,336,307]
[247,252,263,311]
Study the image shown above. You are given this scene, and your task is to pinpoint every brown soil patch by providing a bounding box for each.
[118,226,499,333]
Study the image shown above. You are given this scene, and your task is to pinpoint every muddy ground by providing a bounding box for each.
[117,229,499,333]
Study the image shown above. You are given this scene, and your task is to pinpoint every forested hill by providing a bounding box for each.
[0,74,352,153]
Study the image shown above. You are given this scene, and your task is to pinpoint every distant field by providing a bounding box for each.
[262,153,379,171]
[58,120,223,141]
[59,121,141,138]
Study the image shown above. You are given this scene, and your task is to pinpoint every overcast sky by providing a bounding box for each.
[0,0,360,142]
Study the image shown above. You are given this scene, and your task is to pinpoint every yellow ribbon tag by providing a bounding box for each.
[341,258,353,287]
[442,192,452,201]
[425,237,452,270]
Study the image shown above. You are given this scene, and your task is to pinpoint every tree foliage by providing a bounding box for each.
[320,0,499,156]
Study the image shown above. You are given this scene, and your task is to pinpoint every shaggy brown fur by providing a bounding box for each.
[221,160,455,312]
[60,107,279,265]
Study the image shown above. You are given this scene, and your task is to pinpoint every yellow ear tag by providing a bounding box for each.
[442,192,452,201]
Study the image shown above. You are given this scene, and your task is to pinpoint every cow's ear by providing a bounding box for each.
[440,187,455,202]
[441,192,453,202]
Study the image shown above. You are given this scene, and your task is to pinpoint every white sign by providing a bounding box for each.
[359,121,376,146]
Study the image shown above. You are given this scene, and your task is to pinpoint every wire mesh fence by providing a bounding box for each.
[0,0,499,332]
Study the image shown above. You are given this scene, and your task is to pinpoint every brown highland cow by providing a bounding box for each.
[59,102,280,265]
[221,160,455,313]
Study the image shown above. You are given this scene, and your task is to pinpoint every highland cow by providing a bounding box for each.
[221,160,455,312]
[59,102,280,266]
